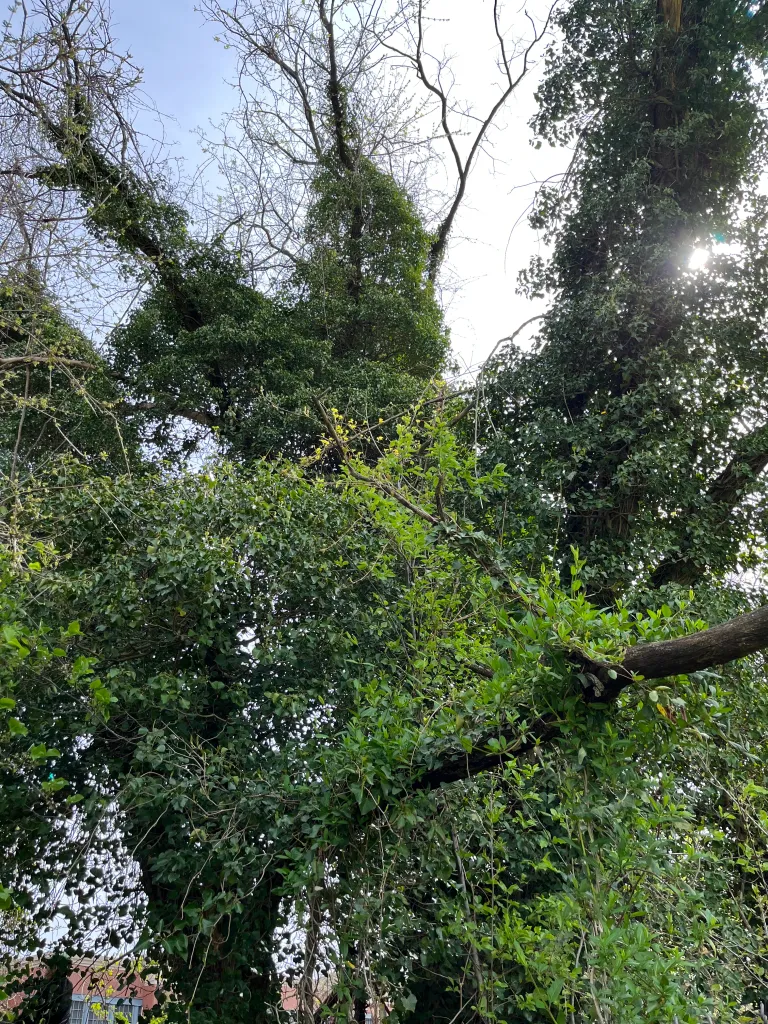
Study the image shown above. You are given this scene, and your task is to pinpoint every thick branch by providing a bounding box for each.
[417,602,768,790]
[318,0,353,174]
[0,80,203,332]
[622,602,768,682]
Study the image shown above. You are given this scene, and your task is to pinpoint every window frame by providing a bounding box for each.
[69,994,143,1024]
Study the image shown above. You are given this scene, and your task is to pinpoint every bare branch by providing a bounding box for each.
[0,0,170,326]
[200,0,445,285]
[384,0,556,281]
[0,353,99,370]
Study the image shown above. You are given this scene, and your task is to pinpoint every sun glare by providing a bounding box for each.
[689,247,711,271]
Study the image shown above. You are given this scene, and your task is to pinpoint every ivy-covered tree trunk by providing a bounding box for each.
[484,0,768,601]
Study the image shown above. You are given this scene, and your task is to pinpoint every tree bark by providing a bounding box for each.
[622,602,768,682]
[415,602,768,790]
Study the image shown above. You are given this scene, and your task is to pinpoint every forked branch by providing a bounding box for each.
[384,0,556,281]
[417,606,768,790]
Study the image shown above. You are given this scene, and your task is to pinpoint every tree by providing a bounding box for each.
[0,271,137,478]
[5,0,768,1023]
[479,0,768,601]
[0,0,551,463]
[0,0,159,323]
[6,419,768,1023]
[0,1,456,463]
[200,0,552,287]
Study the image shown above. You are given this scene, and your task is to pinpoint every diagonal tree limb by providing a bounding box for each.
[620,602,768,683]
[382,0,556,281]
[417,605,768,790]
[0,354,99,371]
[316,394,768,706]
[314,397,440,525]
[0,78,203,332]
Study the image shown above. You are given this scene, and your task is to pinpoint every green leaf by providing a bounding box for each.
[42,777,69,794]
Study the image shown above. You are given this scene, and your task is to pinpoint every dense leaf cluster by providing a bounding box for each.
[481,0,768,597]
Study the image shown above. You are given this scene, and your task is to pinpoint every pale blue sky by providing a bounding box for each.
[110,0,235,162]
[106,0,566,367]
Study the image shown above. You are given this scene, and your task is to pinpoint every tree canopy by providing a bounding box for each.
[3,1,768,1023]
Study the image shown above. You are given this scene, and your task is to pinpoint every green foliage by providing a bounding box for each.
[3,416,768,1020]
[480,0,768,598]
[111,241,330,460]
[297,157,447,372]
[5,956,72,1024]
[110,221,446,463]
[0,275,138,478]
[101,155,447,463]
[5,0,768,1021]
[0,540,122,981]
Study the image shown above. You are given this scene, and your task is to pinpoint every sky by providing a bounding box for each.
[107,0,569,372]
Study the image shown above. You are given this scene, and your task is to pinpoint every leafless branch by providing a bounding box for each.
[0,0,174,327]
[200,0,433,285]
[0,353,99,370]
[382,0,557,280]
